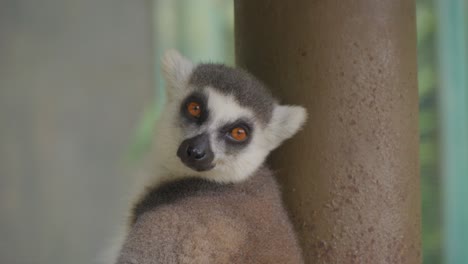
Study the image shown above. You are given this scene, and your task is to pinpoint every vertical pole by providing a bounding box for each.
[235,1,421,263]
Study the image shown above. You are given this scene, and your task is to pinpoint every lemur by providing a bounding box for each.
[113,50,307,264]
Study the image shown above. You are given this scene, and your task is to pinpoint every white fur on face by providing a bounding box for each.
[151,86,265,184]
[202,87,264,183]
[150,49,307,184]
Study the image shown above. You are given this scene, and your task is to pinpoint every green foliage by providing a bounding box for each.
[128,102,162,163]
[417,0,442,263]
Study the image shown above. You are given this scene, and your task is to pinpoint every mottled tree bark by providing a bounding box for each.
[235,1,421,263]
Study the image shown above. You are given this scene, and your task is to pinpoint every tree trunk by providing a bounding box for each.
[235,1,421,263]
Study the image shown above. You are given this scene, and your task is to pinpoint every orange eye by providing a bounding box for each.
[230,127,248,141]
[187,102,201,117]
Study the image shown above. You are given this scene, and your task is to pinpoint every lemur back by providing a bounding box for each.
[117,167,303,264]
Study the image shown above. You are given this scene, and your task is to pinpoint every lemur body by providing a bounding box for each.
[114,50,306,264]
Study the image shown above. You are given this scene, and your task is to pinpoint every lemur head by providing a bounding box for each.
[154,50,306,183]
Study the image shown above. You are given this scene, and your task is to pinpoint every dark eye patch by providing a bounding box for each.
[218,119,254,152]
[180,92,209,125]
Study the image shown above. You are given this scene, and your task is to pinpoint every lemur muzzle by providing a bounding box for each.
[177,133,215,171]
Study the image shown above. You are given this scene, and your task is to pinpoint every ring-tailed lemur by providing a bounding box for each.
[114,50,307,264]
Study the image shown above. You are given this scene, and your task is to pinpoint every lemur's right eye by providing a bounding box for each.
[187,102,201,118]
[181,93,208,124]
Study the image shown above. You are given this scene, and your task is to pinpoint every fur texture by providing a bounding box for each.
[149,50,307,185]
[189,63,275,124]
[111,50,307,264]
[117,167,303,264]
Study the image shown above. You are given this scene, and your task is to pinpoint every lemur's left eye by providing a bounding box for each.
[230,127,248,141]
[187,102,201,118]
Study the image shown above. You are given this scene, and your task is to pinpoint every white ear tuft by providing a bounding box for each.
[162,49,194,96]
[266,105,307,150]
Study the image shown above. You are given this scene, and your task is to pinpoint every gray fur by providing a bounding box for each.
[130,178,230,225]
[189,64,275,125]
[117,167,304,264]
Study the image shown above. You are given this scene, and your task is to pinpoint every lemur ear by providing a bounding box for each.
[162,49,194,98]
[266,105,307,150]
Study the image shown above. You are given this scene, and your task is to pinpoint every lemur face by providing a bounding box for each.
[154,50,306,183]
[176,88,255,173]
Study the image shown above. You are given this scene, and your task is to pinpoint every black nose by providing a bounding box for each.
[177,133,214,171]
[187,146,206,160]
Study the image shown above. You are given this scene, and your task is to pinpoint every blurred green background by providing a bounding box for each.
[0,0,467,263]
[417,1,442,263]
